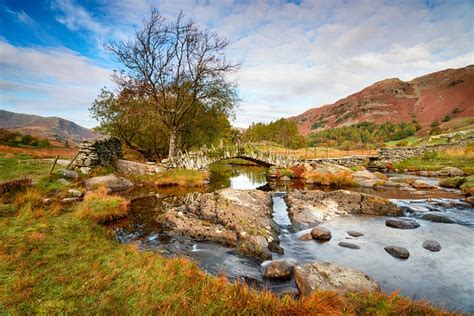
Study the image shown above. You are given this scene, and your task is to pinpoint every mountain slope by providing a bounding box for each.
[0,110,97,145]
[293,65,474,135]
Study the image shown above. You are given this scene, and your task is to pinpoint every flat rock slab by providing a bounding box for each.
[420,213,455,223]
[384,246,410,259]
[294,261,380,296]
[385,218,420,229]
[338,242,360,249]
[423,239,441,252]
[285,190,402,226]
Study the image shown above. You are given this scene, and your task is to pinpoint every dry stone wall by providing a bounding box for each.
[74,136,122,168]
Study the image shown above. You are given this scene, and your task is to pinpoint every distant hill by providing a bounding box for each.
[0,110,97,146]
[292,65,474,135]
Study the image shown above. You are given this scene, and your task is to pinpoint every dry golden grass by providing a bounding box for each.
[0,145,77,159]
[75,187,129,224]
[13,187,44,216]
[305,171,354,188]
[135,168,209,187]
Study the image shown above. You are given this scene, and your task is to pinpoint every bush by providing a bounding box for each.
[75,187,129,224]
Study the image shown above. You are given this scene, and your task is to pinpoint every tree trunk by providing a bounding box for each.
[168,129,178,158]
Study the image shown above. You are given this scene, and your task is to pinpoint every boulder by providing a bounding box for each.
[58,178,71,186]
[422,239,441,252]
[263,259,295,280]
[59,168,79,180]
[338,241,360,249]
[352,170,380,188]
[436,167,464,177]
[159,189,276,261]
[285,190,402,226]
[294,261,380,296]
[281,176,291,182]
[384,246,409,259]
[310,227,332,241]
[439,177,466,188]
[346,231,364,237]
[385,218,420,229]
[420,213,454,223]
[60,197,81,204]
[84,174,134,193]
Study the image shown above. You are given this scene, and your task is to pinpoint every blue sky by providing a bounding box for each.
[0,0,473,128]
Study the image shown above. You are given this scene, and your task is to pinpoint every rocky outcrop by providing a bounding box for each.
[84,174,134,193]
[294,261,380,295]
[285,190,402,227]
[158,189,277,261]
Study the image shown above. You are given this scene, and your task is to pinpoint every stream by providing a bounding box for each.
[114,163,474,312]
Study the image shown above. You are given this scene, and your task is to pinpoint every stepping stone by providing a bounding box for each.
[384,246,409,259]
[385,218,420,229]
[310,227,332,241]
[422,239,441,252]
[347,231,364,237]
[338,242,360,249]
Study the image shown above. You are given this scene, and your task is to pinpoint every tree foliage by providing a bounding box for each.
[241,119,306,149]
[107,10,239,157]
[308,121,421,148]
[90,88,233,160]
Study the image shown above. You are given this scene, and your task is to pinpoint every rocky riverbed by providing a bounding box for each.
[112,163,474,312]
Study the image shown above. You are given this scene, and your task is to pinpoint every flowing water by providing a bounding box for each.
[114,163,474,312]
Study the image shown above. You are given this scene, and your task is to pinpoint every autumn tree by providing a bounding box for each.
[107,10,239,158]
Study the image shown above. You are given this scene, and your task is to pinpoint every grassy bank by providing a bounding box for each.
[0,154,52,182]
[394,147,474,175]
[0,189,452,314]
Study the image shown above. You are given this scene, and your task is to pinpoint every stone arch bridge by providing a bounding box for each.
[162,145,300,170]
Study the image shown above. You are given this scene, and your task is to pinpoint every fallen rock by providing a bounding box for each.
[338,242,360,249]
[347,231,364,237]
[310,227,332,241]
[420,213,454,223]
[299,233,313,241]
[411,180,437,189]
[285,190,402,226]
[84,174,134,193]
[263,259,295,280]
[294,261,380,296]
[59,168,79,180]
[384,246,409,259]
[422,239,441,252]
[436,167,464,177]
[58,178,71,186]
[159,189,276,261]
[67,189,84,198]
[385,218,420,229]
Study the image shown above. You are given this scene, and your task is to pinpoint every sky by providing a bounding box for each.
[0,0,473,128]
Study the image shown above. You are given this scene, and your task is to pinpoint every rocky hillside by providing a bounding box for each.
[293,65,474,135]
[0,110,97,146]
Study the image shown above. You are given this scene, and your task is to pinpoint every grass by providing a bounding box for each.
[305,171,353,188]
[222,158,259,166]
[0,145,77,159]
[74,187,129,224]
[133,168,209,187]
[0,154,52,182]
[385,136,421,147]
[0,189,453,314]
[394,146,474,175]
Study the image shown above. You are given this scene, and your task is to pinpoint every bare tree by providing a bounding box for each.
[107,9,239,158]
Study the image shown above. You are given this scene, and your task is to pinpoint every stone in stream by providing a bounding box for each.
[347,231,364,237]
[436,167,464,177]
[299,233,313,241]
[263,259,295,280]
[285,190,402,226]
[384,246,410,259]
[294,261,380,296]
[310,227,332,241]
[338,242,360,249]
[385,218,420,229]
[420,213,455,223]
[422,239,442,252]
[411,180,437,189]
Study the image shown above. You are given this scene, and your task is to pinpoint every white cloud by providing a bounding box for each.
[0,39,112,127]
